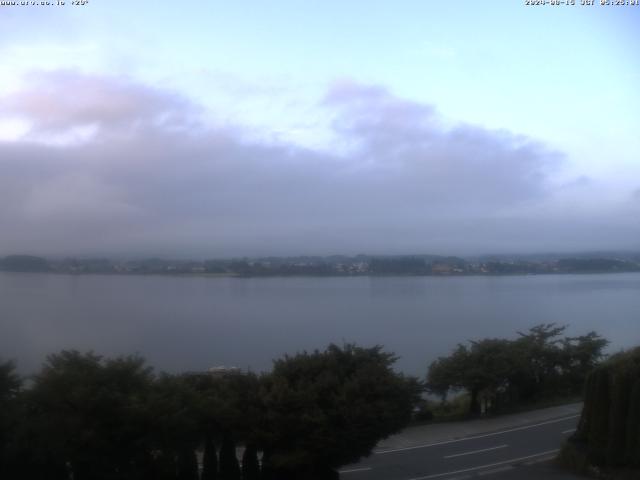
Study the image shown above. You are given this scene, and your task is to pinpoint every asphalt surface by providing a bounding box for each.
[339,406,583,480]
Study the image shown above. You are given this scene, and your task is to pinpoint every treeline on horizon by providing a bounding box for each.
[1,252,640,276]
[0,325,616,480]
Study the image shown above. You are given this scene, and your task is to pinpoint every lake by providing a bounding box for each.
[1,272,639,376]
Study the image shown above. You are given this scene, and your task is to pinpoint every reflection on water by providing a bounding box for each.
[1,272,639,376]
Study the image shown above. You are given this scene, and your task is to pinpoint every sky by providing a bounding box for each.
[0,0,639,258]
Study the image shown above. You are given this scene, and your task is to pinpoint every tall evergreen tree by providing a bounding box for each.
[626,379,640,467]
[259,450,275,480]
[587,368,611,464]
[219,432,241,480]
[0,360,21,479]
[606,368,632,465]
[177,447,199,480]
[201,435,218,480]
[566,346,640,471]
[241,444,260,480]
[153,451,178,480]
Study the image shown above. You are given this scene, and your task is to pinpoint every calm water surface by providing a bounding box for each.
[1,272,639,376]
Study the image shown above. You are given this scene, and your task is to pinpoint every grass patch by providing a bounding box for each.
[411,394,582,426]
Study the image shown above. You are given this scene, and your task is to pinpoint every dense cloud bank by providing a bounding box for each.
[0,71,637,257]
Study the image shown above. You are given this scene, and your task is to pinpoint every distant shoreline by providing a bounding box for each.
[2,270,639,279]
[2,253,639,278]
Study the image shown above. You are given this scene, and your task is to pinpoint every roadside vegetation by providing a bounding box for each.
[0,326,615,479]
[559,346,640,479]
[0,344,420,480]
[424,324,608,418]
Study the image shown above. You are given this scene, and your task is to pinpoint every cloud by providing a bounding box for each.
[324,80,561,207]
[0,71,199,140]
[0,71,636,257]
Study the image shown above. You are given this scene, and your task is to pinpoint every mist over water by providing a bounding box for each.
[2,272,639,377]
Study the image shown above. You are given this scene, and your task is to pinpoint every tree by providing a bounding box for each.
[146,373,202,479]
[177,448,198,480]
[241,444,260,480]
[465,339,516,413]
[514,323,566,393]
[567,346,640,471]
[218,432,241,480]
[427,325,608,415]
[427,340,515,414]
[426,345,470,404]
[0,360,21,478]
[2,344,424,480]
[625,379,640,466]
[201,435,218,480]
[0,360,20,399]
[259,344,421,479]
[26,350,155,480]
[561,332,609,391]
[185,370,262,445]
[184,369,262,480]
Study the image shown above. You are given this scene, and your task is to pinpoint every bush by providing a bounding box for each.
[563,346,640,477]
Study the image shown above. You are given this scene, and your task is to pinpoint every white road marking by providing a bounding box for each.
[339,467,372,474]
[524,455,556,466]
[375,415,579,455]
[478,466,513,476]
[443,444,508,459]
[407,449,559,480]
[562,428,576,434]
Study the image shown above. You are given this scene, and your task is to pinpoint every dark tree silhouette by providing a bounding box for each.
[219,432,241,480]
[567,347,640,470]
[2,343,420,480]
[259,344,420,479]
[177,448,198,480]
[201,435,218,480]
[25,351,155,479]
[241,444,260,480]
[427,324,609,415]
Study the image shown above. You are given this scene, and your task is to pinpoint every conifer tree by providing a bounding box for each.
[587,368,611,464]
[202,435,218,480]
[626,379,640,466]
[177,448,199,480]
[606,369,632,465]
[241,444,260,480]
[219,432,241,480]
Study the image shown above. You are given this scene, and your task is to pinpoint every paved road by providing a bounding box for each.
[339,407,582,480]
